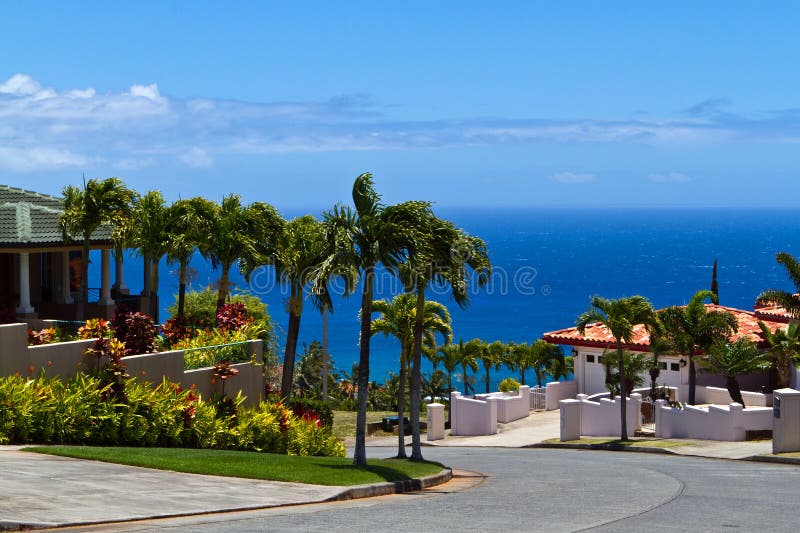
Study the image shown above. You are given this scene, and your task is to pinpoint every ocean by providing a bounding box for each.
[90,207,800,391]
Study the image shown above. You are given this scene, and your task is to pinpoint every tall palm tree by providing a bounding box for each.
[527,339,564,386]
[371,293,451,458]
[577,295,657,440]
[458,338,482,396]
[477,341,505,393]
[199,194,282,311]
[659,290,738,405]
[166,197,210,320]
[320,173,423,466]
[403,215,491,460]
[758,320,800,390]
[703,339,770,407]
[60,177,134,320]
[437,343,461,397]
[756,252,800,317]
[126,191,171,321]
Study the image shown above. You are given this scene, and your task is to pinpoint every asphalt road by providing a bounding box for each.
[62,447,800,532]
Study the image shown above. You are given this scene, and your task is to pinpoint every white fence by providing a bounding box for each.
[530,386,546,410]
[545,380,578,411]
[476,386,531,423]
[655,400,773,441]
[568,393,643,437]
[451,386,532,436]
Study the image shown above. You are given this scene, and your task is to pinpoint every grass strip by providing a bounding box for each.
[23,446,445,486]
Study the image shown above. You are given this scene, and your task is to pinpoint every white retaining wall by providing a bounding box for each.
[655,400,773,441]
[476,386,530,423]
[450,391,498,436]
[560,393,642,437]
[545,380,577,411]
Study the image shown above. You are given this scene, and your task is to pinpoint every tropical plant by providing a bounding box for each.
[498,377,520,393]
[293,341,338,400]
[703,339,771,407]
[320,173,427,466]
[421,369,448,404]
[370,293,451,458]
[166,197,211,320]
[577,295,658,440]
[659,290,738,405]
[758,320,800,390]
[60,177,134,320]
[402,213,491,460]
[756,252,800,318]
[600,349,649,396]
[547,351,573,382]
[458,339,482,396]
[475,341,501,393]
[112,310,158,356]
[196,194,283,311]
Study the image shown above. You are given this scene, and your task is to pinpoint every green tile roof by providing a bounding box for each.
[0,185,112,246]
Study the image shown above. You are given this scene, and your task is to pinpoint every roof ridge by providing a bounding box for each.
[0,184,63,203]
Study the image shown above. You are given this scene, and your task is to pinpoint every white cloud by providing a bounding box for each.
[128,83,161,101]
[549,171,597,184]
[66,88,96,99]
[648,172,692,183]
[0,74,42,96]
[179,147,213,168]
[0,146,87,172]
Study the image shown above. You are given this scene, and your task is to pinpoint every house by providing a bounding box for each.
[542,303,790,399]
[0,185,144,321]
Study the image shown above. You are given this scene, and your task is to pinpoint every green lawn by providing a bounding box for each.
[542,437,694,448]
[23,446,445,486]
[332,410,397,439]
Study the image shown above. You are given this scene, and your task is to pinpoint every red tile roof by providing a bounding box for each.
[542,304,787,352]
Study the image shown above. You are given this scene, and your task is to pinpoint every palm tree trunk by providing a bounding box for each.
[617,343,628,440]
[77,239,90,320]
[353,268,374,467]
[409,288,426,461]
[462,363,469,395]
[177,260,188,320]
[396,345,408,459]
[484,365,490,393]
[520,368,526,386]
[688,354,697,405]
[216,265,230,311]
[280,284,303,398]
[151,257,160,322]
[726,376,745,407]
[321,306,329,401]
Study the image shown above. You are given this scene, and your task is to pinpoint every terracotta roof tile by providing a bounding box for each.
[542,304,787,352]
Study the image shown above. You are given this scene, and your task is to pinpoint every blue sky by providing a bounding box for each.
[1,1,799,208]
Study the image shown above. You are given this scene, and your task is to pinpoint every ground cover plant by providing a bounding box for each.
[0,373,343,457]
[24,446,444,486]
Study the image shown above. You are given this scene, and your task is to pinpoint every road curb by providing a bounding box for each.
[527,442,677,455]
[327,467,453,501]
[748,455,800,466]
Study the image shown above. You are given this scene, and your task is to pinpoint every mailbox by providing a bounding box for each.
[773,388,800,454]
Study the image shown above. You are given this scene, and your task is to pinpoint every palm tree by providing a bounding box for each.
[703,339,770,407]
[403,214,491,460]
[527,339,564,387]
[758,320,800,390]
[477,341,505,393]
[166,197,210,320]
[320,173,423,466]
[371,293,451,458]
[458,339,482,396]
[756,252,800,317]
[438,343,461,396]
[577,295,657,440]
[199,194,282,311]
[126,191,171,321]
[659,290,738,405]
[601,349,650,396]
[60,177,134,320]
[547,350,573,382]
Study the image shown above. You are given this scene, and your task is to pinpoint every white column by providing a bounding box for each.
[112,248,128,293]
[16,252,34,314]
[99,249,114,306]
[61,251,73,304]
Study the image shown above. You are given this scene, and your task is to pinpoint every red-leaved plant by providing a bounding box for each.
[216,302,250,332]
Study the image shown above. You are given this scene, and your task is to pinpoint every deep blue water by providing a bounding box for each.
[91,208,800,391]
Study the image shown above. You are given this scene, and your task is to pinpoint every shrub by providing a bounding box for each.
[114,311,158,356]
[160,316,190,347]
[78,318,111,340]
[287,398,334,430]
[0,373,344,456]
[28,328,56,346]
[498,377,521,393]
[216,302,250,332]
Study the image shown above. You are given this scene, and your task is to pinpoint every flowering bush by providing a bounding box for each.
[0,373,344,456]
[216,302,251,332]
[160,316,191,347]
[78,318,111,340]
[28,328,56,346]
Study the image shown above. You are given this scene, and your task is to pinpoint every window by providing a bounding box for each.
[670,362,680,372]
[586,354,595,363]
[597,355,604,364]
[659,362,667,370]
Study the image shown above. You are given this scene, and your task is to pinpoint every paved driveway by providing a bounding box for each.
[42,447,800,532]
